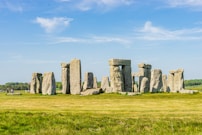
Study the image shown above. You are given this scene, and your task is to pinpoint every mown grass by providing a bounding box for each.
[0,92,202,135]
[186,85,202,92]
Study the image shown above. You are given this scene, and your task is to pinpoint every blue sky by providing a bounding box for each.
[1,0,202,84]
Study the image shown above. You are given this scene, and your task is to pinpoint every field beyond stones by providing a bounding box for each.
[0,92,202,135]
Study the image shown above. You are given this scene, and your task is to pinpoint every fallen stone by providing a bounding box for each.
[81,88,101,96]
[119,92,140,96]
[179,90,198,94]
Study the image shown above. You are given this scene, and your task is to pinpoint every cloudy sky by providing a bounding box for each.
[0,0,202,84]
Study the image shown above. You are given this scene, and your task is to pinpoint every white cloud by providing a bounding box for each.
[50,35,130,45]
[136,21,202,40]
[0,0,23,12]
[167,0,202,9]
[57,0,134,11]
[34,17,73,33]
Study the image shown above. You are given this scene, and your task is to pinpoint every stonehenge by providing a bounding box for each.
[70,59,82,94]
[101,76,110,92]
[150,69,163,93]
[167,69,184,92]
[138,63,152,93]
[109,59,132,92]
[30,58,190,95]
[83,72,94,90]
[61,63,70,94]
[30,73,42,94]
[42,72,56,95]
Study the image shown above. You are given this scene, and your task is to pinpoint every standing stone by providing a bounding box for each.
[83,72,94,90]
[30,73,42,94]
[150,69,163,93]
[140,77,149,93]
[167,69,184,92]
[110,66,124,92]
[138,63,152,93]
[42,72,56,95]
[93,77,98,89]
[61,63,70,94]
[167,72,174,92]
[101,76,110,92]
[162,75,168,92]
[133,84,138,92]
[174,69,184,91]
[70,59,81,95]
[122,65,132,92]
[109,59,132,92]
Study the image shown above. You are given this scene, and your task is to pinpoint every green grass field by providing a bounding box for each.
[0,91,202,135]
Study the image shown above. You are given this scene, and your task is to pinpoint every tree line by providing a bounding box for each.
[0,80,201,91]
[0,82,62,91]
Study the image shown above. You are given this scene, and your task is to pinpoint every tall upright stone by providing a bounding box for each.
[150,69,163,93]
[168,69,184,92]
[101,76,110,92]
[61,63,70,94]
[140,77,149,93]
[162,75,168,92]
[93,77,98,89]
[174,69,184,91]
[138,63,152,93]
[109,59,132,92]
[70,59,81,94]
[167,71,174,92]
[122,65,132,92]
[42,72,56,95]
[30,73,42,94]
[110,65,124,92]
[83,72,94,90]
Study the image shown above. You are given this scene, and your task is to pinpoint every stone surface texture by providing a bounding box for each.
[70,59,81,95]
[109,59,132,92]
[61,63,70,94]
[101,76,110,91]
[138,63,152,93]
[168,69,184,92]
[83,72,94,90]
[140,77,149,93]
[30,73,42,94]
[42,72,56,95]
[150,69,163,93]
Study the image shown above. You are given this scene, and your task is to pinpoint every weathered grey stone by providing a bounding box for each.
[167,69,184,92]
[30,73,42,94]
[101,76,110,91]
[179,90,198,94]
[93,77,97,89]
[110,66,124,92]
[81,88,101,96]
[83,72,94,90]
[150,69,163,93]
[138,63,152,93]
[105,87,113,93]
[70,59,81,95]
[174,69,184,91]
[122,66,132,92]
[133,84,138,92]
[61,63,70,94]
[109,59,131,66]
[109,59,132,92]
[167,73,174,92]
[42,72,56,95]
[119,92,140,96]
[162,75,168,92]
[140,77,149,93]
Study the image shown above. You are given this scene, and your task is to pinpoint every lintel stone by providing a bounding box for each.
[109,59,131,66]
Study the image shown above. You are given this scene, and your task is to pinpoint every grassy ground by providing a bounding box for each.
[0,91,202,135]
[186,85,202,92]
